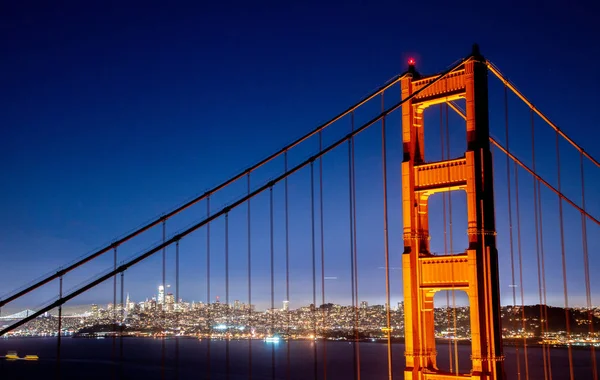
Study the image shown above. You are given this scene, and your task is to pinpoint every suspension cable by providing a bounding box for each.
[514,162,529,379]
[489,139,599,226]
[486,61,599,168]
[530,111,550,380]
[319,130,329,379]
[247,174,252,380]
[119,270,124,367]
[381,94,393,380]
[310,161,318,379]
[269,187,275,380]
[580,152,598,380]
[349,111,360,380]
[0,59,470,337]
[113,245,118,362]
[225,213,231,380]
[174,240,179,380]
[285,151,291,380]
[532,131,552,380]
[206,197,211,379]
[503,84,521,379]
[447,101,599,225]
[57,275,63,377]
[0,74,408,310]
[161,219,167,377]
[556,131,575,380]
[440,104,453,372]
[347,123,358,380]
[446,103,458,375]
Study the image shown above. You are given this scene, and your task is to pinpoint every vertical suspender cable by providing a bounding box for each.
[348,116,358,380]
[555,131,574,380]
[319,131,329,379]
[580,152,597,380]
[440,105,453,372]
[531,110,550,380]
[120,270,124,367]
[351,111,361,380]
[381,94,393,380]
[175,240,180,380]
[225,213,230,380]
[247,174,253,380]
[161,220,167,379]
[538,164,552,379]
[57,275,63,377]
[113,245,117,360]
[310,161,318,380]
[503,84,521,379]
[285,151,291,380]
[514,162,529,379]
[270,187,275,380]
[206,197,211,379]
[446,103,458,375]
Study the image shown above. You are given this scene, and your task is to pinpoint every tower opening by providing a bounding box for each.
[433,290,472,374]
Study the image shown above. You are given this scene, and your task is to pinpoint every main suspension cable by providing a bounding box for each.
[486,61,599,167]
[0,73,408,311]
[0,59,469,337]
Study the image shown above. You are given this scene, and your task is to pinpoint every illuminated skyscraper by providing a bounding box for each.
[158,285,165,304]
[234,300,240,310]
[360,301,368,309]
[282,300,289,312]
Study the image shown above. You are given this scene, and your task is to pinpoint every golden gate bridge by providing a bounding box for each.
[0,45,598,379]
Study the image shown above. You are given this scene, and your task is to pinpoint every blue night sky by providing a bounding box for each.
[1,1,599,313]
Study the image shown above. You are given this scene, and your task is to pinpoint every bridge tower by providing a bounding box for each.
[401,45,504,379]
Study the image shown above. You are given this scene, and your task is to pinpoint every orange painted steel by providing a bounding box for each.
[401,46,504,379]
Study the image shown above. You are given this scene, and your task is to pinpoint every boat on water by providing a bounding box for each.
[2,351,39,361]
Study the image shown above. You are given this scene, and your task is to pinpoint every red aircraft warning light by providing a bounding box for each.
[408,58,416,66]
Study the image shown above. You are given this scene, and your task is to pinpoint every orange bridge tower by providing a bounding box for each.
[401,45,505,379]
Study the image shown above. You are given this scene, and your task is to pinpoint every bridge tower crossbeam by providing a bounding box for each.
[401,45,504,380]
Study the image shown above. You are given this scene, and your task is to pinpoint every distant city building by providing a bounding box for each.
[282,300,289,312]
[158,285,165,304]
[166,293,175,305]
[234,300,240,310]
[360,301,368,309]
